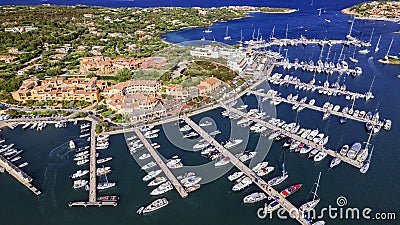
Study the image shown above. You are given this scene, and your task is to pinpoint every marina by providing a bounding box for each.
[181,115,311,225]
[221,105,365,169]
[249,90,385,127]
[134,128,188,198]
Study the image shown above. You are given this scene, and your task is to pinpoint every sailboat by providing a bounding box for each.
[204,26,212,33]
[384,37,394,60]
[237,29,243,44]
[374,34,381,53]
[349,46,358,63]
[360,146,374,174]
[200,35,205,41]
[365,75,375,101]
[299,172,322,212]
[224,26,231,40]
[97,172,116,190]
[268,153,288,186]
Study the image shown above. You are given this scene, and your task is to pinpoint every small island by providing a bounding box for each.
[342,1,400,22]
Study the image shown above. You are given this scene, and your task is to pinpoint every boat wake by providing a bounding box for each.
[38,165,58,213]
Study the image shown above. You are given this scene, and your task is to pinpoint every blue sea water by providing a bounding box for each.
[0,0,399,225]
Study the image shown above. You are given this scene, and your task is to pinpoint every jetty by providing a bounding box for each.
[250,91,384,126]
[134,128,188,198]
[222,105,364,169]
[69,119,117,207]
[182,115,309,225]
[0,154,41,195]
[266,75,368,100]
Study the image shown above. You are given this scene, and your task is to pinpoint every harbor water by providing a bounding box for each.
[0,0,399,224]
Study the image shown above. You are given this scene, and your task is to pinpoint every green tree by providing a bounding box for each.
[117,68,132,82]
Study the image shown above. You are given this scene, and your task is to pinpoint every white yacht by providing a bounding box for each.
[193,142,209,151]
[209,130,221,136]
[150,182,173,195]
[182,176,202,188]
[313,151,328,162]
[227,171,244,181]
[268,173,288,186]
[73,179,88,189]
[214,156,231,167]
[139,198,169,214]
[166,156,182,169]
[256,166,275,177]
[224,138,243,149]
[199,121,212,127]
[251,162,269,172]
[179,125,191,132]
[339,144,350,156]
[232,176,252,191]
[143,170,162,182]
[243,192,267,204]
[330,158,342,168]
[148,177,167,187]
[71,170,89,179]
[69,140,76,149]
[97,181,116,190]
[237,151,257,162]
[141,161,157,170]
[139,153,151,160]
[347,142,362,159]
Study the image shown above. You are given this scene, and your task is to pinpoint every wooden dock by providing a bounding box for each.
[223,105,364,169]
[0,155,41,195]
[134,128,188,198]
[250,91,384,126]
[266,76,368,100]
[88,120,98,203]
[182,115,309,225]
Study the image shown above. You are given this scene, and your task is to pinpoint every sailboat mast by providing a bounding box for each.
[385,37,394,58]
[369,28,374,44]
[285,24,289,39]
[312,172,322,201]
[375,34,381,52]
[348,19,354,37]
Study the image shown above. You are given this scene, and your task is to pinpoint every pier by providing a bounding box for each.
[250,91,384,126]
[266,75,368,100]
[222,105,364,169]
[182,115,309,225]
[134,128,188,198]
[0,155,41,195]
[256,37,369,48]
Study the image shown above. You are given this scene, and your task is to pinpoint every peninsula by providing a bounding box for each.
[342,1,400,22]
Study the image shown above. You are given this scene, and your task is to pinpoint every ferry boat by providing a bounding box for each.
[243,192,267,204]
[73,179,88,189]
[227,171,244,181]
[232,176,252,191]
[97,157,112,164]
[138,198,169,214]
[97,195,119,202]
[150,182,173,195]
[148,177,167,187]
[71,170,89,179]
[69,140,76,149]
[224,138,243,149]
[141,161,157,170]
[143,170,162,182]
[347,142,362,159]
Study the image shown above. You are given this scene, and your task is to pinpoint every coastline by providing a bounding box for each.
[341,6,400,23]
[378,59,400,66]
